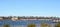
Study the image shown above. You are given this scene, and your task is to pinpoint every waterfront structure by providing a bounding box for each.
[11,16,18,21]
[0,16,60,22]
[0,17,3,20]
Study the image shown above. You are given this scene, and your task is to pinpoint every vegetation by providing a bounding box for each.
[3,23,10,27]
[40,22,51,27]
[27,23,36,27]
[55,21,60,27]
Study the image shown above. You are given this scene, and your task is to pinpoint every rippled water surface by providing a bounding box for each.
[0,20,57,27]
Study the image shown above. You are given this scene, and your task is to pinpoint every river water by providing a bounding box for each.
[0,20,57,27]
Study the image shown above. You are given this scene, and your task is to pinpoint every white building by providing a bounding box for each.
[11,16,18,21]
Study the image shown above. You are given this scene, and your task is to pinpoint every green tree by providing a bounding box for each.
[4,23,10,27]
[27,23,36,27]
[55,21,60,27]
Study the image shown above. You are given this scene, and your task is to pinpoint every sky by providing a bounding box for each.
[0,0,60,16]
